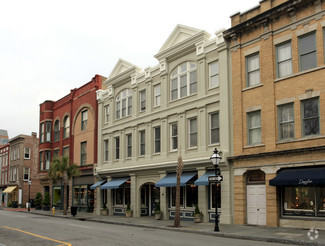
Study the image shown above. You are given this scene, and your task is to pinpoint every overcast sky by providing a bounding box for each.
[0,0,259,139]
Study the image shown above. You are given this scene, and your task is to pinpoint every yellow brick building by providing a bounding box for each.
[224,0,325,228]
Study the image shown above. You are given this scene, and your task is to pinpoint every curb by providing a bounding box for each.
[11,210,322,246]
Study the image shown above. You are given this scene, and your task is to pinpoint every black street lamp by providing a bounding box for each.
[28,180,32,212]
[210,148,222,232]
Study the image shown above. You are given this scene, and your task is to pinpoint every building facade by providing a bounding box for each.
[0,144,10,206]
[95,25,233,223]
[38,75,106,212]
[5,133,40,207]
[224,0,325,228]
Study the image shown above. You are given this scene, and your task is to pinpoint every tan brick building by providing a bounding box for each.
[224,0,325,228]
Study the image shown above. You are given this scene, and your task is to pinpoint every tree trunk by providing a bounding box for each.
[174,156,183,228]
[63,174,68,215]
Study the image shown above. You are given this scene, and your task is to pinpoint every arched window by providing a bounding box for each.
[170,62,197,101]
[247,170,265,184]
[54,120,60,142]
[116,89,132,119]
[63,116,70,138]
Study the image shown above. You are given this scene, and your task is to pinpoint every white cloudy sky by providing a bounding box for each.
[0,0,259,138]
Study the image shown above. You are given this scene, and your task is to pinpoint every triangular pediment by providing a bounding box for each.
[158,24,204,52]
[108,59,136,79]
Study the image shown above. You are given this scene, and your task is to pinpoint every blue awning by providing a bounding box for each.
[100,177,129,189]
[269,167,325,186]
[90,180,106,190]
[194,170,215,186]
[155,172,197,187]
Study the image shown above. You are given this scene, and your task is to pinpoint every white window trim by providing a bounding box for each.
[24,147,31,160]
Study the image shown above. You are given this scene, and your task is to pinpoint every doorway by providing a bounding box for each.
[140,183,160,216]
[246,171,266,225]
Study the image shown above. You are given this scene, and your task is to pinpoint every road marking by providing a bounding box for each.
[68,223,92,229]
[3,226,71,246]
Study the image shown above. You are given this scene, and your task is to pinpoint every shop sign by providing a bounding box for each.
[298,179,313,185]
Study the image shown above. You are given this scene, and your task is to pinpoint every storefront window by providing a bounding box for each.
[115,188,123,205]
[211,183,221,209]
[171,187,184,207]
[141,187,146,206]
[281,186,325,217]
[125,187,130,206]
[53,187,61,206]
[114,187,130,206]
[186,185,198,207]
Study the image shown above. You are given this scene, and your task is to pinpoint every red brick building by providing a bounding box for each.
[38,74,106,212]
[0,143,10,206]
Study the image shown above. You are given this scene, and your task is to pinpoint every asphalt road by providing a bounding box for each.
[0,210,285,246]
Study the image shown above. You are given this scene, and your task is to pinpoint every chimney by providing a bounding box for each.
[31,132,37,138]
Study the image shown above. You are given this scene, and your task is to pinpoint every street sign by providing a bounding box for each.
[208,175,223,183]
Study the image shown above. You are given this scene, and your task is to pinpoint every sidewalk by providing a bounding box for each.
[2,207,324,245]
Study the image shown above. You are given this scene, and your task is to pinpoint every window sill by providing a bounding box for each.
[274,65,325,83]
[276,134,325,145]
[188,147,198,151]
[242,83,263,92]
[243,144,265,149]
[152,153,161,156]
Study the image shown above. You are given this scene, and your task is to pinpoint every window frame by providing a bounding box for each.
[139,130,145,156]
[139,90,146,112]
[45,121,51,142]
[81,110,88,131]
[54,120,60,142]
[301,97,320,137]
[104,139,109,162]
[278,103,295,140]
[126,134,132,158]
[115,137,120,160]
[23,167,30,181]
[298,32,317,72]
[44,150,51,170]
[170,123,178,151]
[154,126,161,154]
[154,84,161,107]
[276,41,293,78]
[24,147,31,159]
[246,53,260,87]
[188,118,197,148]
[247,110,262,145]
[210,112,220,144]
[104,105,109,124]
[116,89,132,120]
[80,141,87,165]
[63,116,70,139]
[209,61,219,88]
[170,62,197,101]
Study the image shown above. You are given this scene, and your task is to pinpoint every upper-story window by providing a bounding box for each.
[247,110,262,145]
[154,127,161,154]
[116,89,132,119]
[104,105,109,124]
[170,62,197,101]
[80,141,87,165]
[299,32,317,72]
[81,110,88,130]
[24,147,31,159]
[45,121,51,142]
[140,90,146,112]
[210,112,220,144]
[276,42,292,78]
[209,61,219,88]
[104,139,109,162]
[170,123,178,151]
[54,120,60,142]
[278,103,294,140]
[40,123,44,143]
[154,84,161,107]
[188,118,197,148]
[246,53,260,87]
[301,97,319,137]
[63,116,70,139]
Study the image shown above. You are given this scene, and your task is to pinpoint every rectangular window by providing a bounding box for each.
[171,187,184,207]
[189,118,197,148]
[209,61,219,88]
[14,149,16,160]
[154,127,161,153]
[186,185,198,207]
[104,139,109,162]
[127,97,132,116]
[54,121,60,142]
[140,90,146,111]
[104,105,109,123]
[81,110,88,130]
[116,101,121,119]
[23,167,30,181]
[24,148,31,159]
[53,149,59,159]
[189,70,197,94]
[63,147,69,158]
[115,188,123,205]
[299,32,317,71]
[302,97,319,136]
[139,131,145,156]
[45,150,51,170]
[246,53,260,87]
[126,134,132,158]
[39,152,44,171]
[154,84,161,106]
[278,104,294,140]
[40,123,44,143]
[80,142,87,165]
[170,123,178,151]
[247,111,262,145]
[115,137,120,160]
[276,42,292,78]
[45,121,51,142]
[210,112,220,144]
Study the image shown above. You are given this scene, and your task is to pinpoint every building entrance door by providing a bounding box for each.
[247,185,266,225]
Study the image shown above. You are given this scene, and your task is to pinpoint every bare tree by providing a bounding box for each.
[174,155,184,228]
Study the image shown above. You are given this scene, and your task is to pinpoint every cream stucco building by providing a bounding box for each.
[95,25,233,223]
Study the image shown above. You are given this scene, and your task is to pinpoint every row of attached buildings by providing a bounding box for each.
[5,0,325,229]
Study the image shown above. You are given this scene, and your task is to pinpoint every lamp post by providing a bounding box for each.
[28,180,32,212]
[210,148,222,232]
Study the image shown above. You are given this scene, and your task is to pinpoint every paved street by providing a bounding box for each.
[0,210,288,246]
